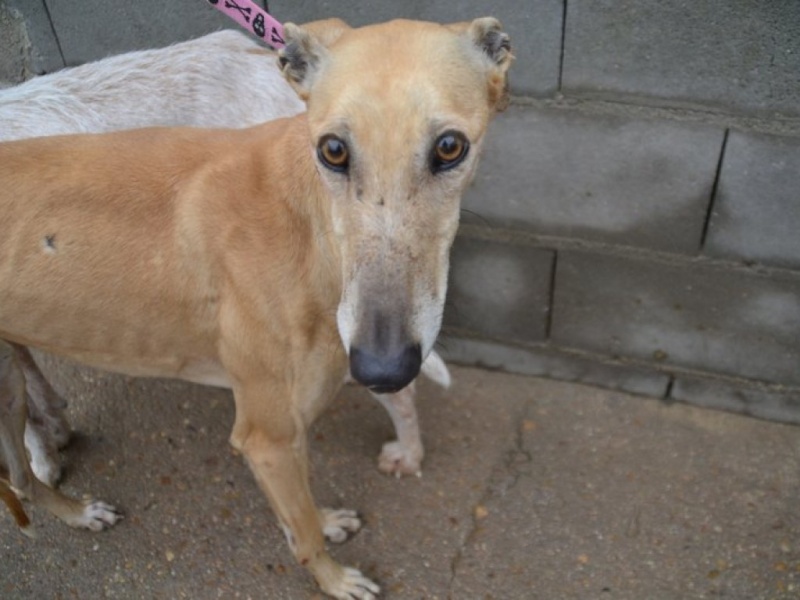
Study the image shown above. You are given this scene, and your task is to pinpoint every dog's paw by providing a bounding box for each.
[378,441,422,478]
[320,508,361,544]
[68,501,122,531]
[324,567,380,600]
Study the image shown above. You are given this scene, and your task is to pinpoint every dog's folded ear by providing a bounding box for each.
[467,17,512,66]
[279,19,351,100]
[456,17,514,112]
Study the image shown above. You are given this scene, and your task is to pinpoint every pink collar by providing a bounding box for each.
[208,0,285,48]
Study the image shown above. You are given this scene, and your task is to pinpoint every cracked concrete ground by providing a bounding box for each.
[1,358,799,599]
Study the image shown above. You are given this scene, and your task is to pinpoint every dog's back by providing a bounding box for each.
[0,119,314,384]
[0,30,304,141]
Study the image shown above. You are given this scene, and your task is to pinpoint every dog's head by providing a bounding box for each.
[279,18,513,393]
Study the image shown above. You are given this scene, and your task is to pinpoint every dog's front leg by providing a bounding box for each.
[230,379,380,599]
[372,383,424,477]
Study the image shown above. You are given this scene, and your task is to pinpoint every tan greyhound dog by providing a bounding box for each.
[0,17,512,599]
[0,24,451,486]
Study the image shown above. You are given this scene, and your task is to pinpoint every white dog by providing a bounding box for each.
[0,28,450,492]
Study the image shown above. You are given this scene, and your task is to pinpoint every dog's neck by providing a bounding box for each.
[237,114,345,320]
[278,114,342,294]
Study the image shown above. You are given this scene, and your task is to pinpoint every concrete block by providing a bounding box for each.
[551,251,800,386]
[443,236,552,343]
[705,131,800,269]
[6,0,63,76]
[562,0,800,116]
[671,376,800,425]
[272,0,563,97]
[463,106,724,254]
[440,335,670,398]
[43,0,239,66]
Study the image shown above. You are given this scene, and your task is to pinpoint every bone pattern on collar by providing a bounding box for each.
[207,0,285,48]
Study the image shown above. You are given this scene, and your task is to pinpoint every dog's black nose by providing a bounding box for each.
[349,343,422,394]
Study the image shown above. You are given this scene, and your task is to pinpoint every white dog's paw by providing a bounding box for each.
[378,441,423,478]
[67,501,122,531]
[324,567,380,600]
[320,508,361,544]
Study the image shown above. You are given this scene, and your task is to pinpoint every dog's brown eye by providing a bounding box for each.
[431,131,469,173]
[317,135,349,173]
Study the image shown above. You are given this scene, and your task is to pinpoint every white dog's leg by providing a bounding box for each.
[371,351,451,477]
[373,382,425,477]
[12,345,71,449]
[24,421,62,487]
[12,345,70,486]
[0,343,120,531]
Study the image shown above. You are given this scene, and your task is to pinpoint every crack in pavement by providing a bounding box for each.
[447,403,534,597]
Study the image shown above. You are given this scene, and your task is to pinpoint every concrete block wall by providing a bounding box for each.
[442,1,800,424]
[2,1,800,421]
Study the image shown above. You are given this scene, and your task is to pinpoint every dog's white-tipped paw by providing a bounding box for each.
[68,501,122,531]
[325,567,380,600]
[378,441,422,478]
[321,508,361,544]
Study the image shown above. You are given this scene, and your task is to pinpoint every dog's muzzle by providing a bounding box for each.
[349,343,422,394]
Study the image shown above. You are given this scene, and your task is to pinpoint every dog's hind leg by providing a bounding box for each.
[11,344,70,485]
[0,341,120,531]
[13,344,71,447]
[23,418,62,487]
